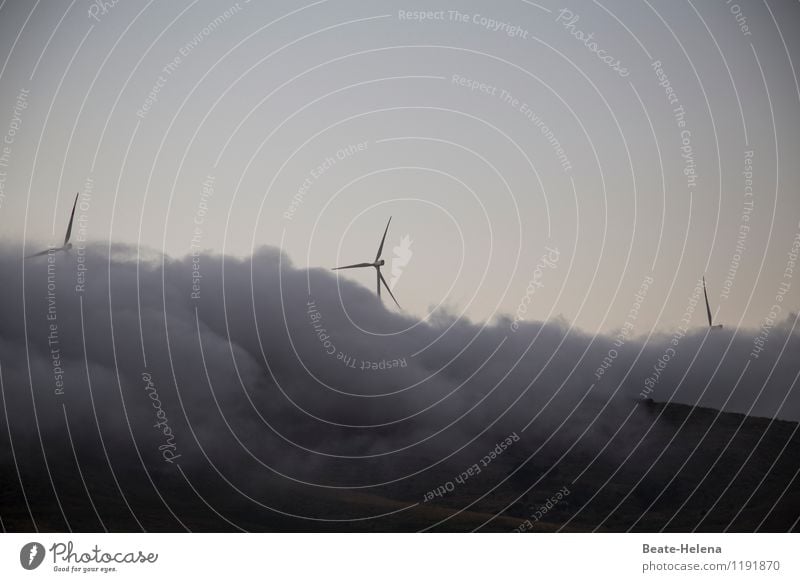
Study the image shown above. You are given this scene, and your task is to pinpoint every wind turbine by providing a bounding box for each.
[702,275,723,329]
[26,192,80,259]
[332,217,401,309]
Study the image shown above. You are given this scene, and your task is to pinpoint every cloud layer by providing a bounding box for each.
[0,243,797,531]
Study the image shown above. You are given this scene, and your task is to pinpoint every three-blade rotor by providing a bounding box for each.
[332,217,401,309]
[702,275,723,329]
[25,192,80,259]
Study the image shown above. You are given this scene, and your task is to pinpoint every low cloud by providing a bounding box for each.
[0,243,797,529]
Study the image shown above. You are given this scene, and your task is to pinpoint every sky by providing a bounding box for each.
[1,0,800,534]
[0,0,798,333]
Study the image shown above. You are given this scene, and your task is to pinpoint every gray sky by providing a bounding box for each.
[1,0,798,332]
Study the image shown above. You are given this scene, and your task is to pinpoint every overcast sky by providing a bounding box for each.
[0,0,798,333]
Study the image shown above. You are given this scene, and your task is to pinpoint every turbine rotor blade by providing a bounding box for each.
[375,216,392,262]
[378,269,401,309]
[64,192,79,246]
[25,248,54,259]
[377,271,381,297]
[332,262,373,270]
[703,276,713,327]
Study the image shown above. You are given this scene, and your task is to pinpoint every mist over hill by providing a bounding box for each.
[0,244,797,531]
